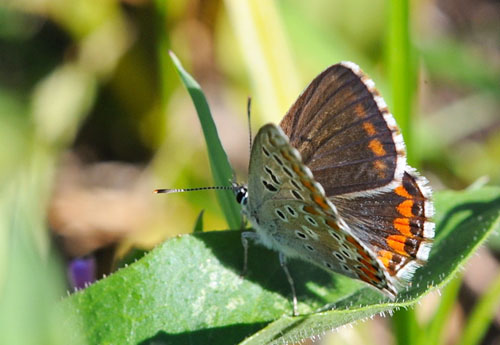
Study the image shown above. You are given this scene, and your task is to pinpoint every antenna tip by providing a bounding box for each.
[153,189,168,194]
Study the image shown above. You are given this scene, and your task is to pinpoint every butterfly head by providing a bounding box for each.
[233,183,248,206]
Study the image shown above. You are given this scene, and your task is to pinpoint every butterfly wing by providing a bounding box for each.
[246,123,397,295]
[278,62,434,289]
[280,62,406,196]
[332,170,434,286]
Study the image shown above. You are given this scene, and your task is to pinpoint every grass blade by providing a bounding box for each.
[387,2,421,342]
[193,209,204,233]
[458,272,500,345]
[421,273,463,345]
[169,51,241,229]
[392,308,419,345]
[223,0,300,123]
[387,0,417,164]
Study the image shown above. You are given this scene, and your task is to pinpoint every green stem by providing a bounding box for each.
[422,273,463,345]
[458,272,500,345]
[392,307,419,345]
[388,0,417,165]
[388,1,421,342]
[154,0,170,129]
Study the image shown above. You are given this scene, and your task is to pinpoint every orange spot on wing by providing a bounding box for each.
[359,274,372,284]
[397,200,414,218]
[346,236,372,261]
[292,164,303,177]
[280,149,292,161]
[394,217,412,237]
[378,250,393,269]
[300,178,314,192]
[373,160,387,178]
[386,235,408,256]
[359,250,372,261]
[313,194,330,210]
[354,103,366,117]
[360,267,381,283]
[360,258,377,273]
[303,206,320,215]
[326,219,340,230]
[395,185,412,199]
[363,122,376,136]
[346,236,362,249]
[368,139,386,156]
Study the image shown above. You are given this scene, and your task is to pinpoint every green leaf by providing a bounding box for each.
[193,209,204,233]
[62,187,500,345]
[168,51,241,230]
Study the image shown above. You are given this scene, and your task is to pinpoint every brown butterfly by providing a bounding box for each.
[233,62,434,315]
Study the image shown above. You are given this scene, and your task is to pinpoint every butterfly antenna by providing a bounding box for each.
[154,186,234,194]
[247,96,252,153]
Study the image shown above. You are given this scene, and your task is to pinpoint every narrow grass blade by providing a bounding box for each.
[387,2,421,342]
[224,0,300,123]
[387,0,417,164]
[193,209,204,233]
[458,272,500,345]
[393,308,419,345]
[421,272,463,345]
[169,51,241,229]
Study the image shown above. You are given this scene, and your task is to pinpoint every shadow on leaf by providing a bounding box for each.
[196,229,366,310]
[138,322,269,345]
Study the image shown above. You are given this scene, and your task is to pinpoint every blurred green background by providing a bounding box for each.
[0,0,499,344]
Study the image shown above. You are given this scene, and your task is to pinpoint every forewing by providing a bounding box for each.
[279,62,406,196]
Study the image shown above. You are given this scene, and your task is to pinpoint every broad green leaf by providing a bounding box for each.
[168,52,241,230]
[62,187,500,345]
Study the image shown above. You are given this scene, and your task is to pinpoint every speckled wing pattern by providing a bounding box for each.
[278,62,434,293]
[246,124,398,296]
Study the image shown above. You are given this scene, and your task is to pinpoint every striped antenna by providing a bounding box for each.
[247,96,253,153]
[154,186,234,194]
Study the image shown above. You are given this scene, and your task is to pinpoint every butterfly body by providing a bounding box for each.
[238,62,434,301]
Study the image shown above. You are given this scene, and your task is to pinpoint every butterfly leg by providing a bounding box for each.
[241,231,258,277]
[279,252,298,316]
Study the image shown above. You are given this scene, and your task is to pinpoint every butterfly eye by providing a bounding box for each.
[236,187,248,205]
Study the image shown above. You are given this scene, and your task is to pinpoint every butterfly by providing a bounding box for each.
[233,62,434,315]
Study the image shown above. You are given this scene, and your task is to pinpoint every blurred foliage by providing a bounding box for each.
[1,0,500,344]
